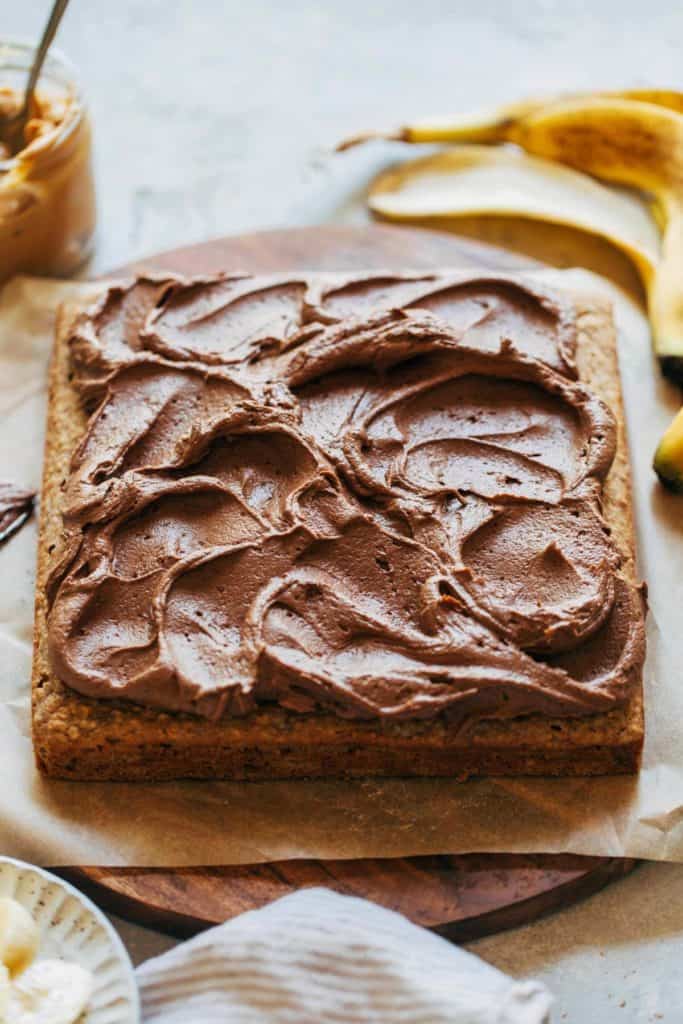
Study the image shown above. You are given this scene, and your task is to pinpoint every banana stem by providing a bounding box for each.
[336,100,539,152]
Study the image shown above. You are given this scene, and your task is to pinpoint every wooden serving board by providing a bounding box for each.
[64,224,635,939]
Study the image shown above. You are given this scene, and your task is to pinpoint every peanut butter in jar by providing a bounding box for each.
[0,41,96,283]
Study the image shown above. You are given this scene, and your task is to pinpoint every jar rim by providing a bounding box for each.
[0,37,84,174]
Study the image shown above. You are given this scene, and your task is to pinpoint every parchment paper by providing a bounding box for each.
[1,269,681,868]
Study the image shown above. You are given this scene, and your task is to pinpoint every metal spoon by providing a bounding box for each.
[1,0,71,157]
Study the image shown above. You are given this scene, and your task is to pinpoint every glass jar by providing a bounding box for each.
[0,40,96,283]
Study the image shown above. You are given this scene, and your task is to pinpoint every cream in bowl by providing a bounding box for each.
[0,858,139,1024]
[0,896,93,1022]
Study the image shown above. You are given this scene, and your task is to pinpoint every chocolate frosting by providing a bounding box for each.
[47,270,646,724]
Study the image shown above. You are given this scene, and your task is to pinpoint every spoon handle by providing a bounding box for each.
[22,0,71,117]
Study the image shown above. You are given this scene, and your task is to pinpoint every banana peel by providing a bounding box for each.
[368,146,659,287]
[340,89,683,490]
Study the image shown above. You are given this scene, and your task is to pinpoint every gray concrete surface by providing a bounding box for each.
[6,1,683,1020]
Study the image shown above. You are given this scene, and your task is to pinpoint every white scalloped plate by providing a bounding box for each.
[0,857,140,1023]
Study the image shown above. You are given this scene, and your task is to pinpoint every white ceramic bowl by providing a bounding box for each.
[0,857,140,1023]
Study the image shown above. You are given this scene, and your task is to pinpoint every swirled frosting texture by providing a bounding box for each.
[47,270,646,723]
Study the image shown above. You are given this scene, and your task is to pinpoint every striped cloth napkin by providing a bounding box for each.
[136,888,552,1023]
